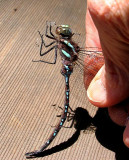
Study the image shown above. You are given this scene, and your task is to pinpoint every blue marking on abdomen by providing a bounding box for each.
[65,105,68,108]
[47,140,50,144]
[60,122,63,126]
[53,131,57,136]
[65,76,68,83]
[66,91,69,96]
[65,109,67,113]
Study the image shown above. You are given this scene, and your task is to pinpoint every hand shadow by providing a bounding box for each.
[93,108,129,160]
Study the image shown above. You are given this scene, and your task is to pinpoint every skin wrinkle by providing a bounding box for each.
[93,4,129,74]
[88,1,129,41]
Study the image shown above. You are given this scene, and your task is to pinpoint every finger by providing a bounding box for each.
[108,99,129,126]
[108,99,129,148]
[86,0,129,107]
[108,98,129,148]
[87,64,129,107]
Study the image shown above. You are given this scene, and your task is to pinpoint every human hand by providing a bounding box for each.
[85,0,129,148]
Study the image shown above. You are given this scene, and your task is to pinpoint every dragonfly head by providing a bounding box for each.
[56,25,73,38]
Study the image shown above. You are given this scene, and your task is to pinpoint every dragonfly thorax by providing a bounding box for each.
[56,25,73,39]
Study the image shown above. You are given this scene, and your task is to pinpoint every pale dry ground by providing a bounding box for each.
[0,0,116,160]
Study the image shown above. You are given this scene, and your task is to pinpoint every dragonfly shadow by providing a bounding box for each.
[93,108,129,160]
[26,107,129,159]
[25,107,93,159]
[26,130,80,159]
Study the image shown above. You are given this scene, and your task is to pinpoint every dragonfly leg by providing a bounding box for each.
[68,105,74,113]
[52,104,74,116]
[39,45,56,56]
[56,115,61,117]
[49,22,56,38]
[38,31,56,48]
[69,118,74,128]
[52,114,75,129]
[33,45,57,64]
[50,124,71,129]
[51,104,75,128]
[45,21,55,39]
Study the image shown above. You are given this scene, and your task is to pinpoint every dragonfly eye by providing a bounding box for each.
[56,25,72,38]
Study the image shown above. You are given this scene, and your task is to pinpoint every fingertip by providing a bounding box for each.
[123,119,129,148]
[87,67,107,107]
[87,64,129,107]
[87,78,106,107]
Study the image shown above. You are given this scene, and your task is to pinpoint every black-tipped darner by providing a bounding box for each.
[25,22,104,158]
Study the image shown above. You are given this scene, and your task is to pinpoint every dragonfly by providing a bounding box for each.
[25,21,104,158]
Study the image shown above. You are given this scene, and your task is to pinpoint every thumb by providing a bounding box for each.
[86,0,129,107]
